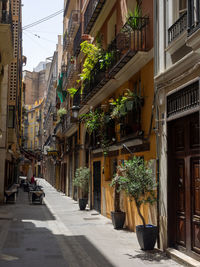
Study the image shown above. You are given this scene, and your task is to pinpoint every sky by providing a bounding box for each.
[22,0,64,71]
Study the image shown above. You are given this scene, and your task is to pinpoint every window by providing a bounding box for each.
[31,127,33,134]
[31,113,33,119]
[8,106,15,128]
[179,0,187,16]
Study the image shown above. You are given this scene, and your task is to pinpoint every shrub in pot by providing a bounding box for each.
[110,166,126,229]
[119,156,157,250]
[73,167,90,210]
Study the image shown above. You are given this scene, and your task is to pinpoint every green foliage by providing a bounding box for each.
[78,41,102,85]
[57,108,67,117]
[80,110,101,135]
[113,156,156,226]
[73,167,90,194]
[67,88,78,98]
[109,89,142,120]
[122,4,143,33]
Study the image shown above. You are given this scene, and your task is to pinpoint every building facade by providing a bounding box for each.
[53,0,157,231]
[154,0,200,261]
[0,0,22,202]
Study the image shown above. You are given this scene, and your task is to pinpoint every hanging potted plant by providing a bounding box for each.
[110,165,126,229]
[73,167,90,210]
[118,156,157,250]
[57,107,67,123]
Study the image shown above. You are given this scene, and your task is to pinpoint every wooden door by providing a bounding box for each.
[168,112,200,260]
[93,161,101,213]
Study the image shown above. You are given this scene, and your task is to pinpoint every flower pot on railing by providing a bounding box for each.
[81,34,92,41]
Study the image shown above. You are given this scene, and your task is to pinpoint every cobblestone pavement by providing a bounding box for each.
[0,178,184,267]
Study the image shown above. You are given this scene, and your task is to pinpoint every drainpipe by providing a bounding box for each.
[154,0,160,249]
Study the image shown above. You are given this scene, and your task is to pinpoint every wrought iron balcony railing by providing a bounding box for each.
[73,88,81,107]
[63,30,71,51]
[84,0,106,34]
[188,1,200,35]
[167,81,199,118]
[62,112,71,134]
[82,16,149,104]
[168,11,187,44]
[1,9,12,24]
[73,23,82,56]
[68,10,80,37]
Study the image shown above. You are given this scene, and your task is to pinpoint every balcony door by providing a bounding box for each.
[168,112,200,260]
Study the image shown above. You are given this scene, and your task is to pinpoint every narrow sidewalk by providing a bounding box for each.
[0,178,184,267]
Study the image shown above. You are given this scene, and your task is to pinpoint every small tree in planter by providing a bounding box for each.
[73,167,90,210]
[118,156,157,250]
[110,165,126,229]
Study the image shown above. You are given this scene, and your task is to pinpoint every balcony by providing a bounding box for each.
[168,11,187,44]
[63,31,71,51]
[36,130,41,137]
[24,119,29,126]
[73,23,82,56]
[0,9,13,65]
[188,1,200,35]
[68,10,80,38]
[84,0,106,34]
[36,114,41,122]
[82,16,149,104]
[73,88,81,107]
[62,112,71,134]
[186,2,200,53]
[0,10,12,24]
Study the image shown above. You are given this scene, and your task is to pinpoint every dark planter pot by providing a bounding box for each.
[111,211,126,229]
[79,198,88,210]
[136,224,158,250]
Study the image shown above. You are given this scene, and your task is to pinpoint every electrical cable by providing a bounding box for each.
[22,9,63,30]
[24,29,57,44]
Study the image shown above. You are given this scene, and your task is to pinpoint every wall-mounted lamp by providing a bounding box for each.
[71,105,80,120]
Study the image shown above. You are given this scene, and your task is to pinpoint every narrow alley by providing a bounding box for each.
[0,179,183,267]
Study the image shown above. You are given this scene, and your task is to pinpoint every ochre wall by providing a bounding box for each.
[91,59,156,231]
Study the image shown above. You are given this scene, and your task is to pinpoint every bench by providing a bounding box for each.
[28,185,45,205]
[4,183,19,203]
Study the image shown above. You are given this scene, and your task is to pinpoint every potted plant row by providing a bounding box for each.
[110,156,157,250]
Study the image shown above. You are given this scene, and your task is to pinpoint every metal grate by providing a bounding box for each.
[168,11,187,44]
[167,81,200,118]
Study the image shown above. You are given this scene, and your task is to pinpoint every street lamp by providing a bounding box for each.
[71,105,80,120]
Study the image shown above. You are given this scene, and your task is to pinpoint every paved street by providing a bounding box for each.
[0,179,183,267]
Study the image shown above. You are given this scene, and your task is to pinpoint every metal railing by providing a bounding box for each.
[168,11,187,44]
[167,81,199,118]
[62,112,71,134]
[188,1,200,35]
[0,9,12,24]
[68,10,80,37]
[82,16,149,102]
[73,23,82,56]
[63,30,71,51]
[84,0,105,34]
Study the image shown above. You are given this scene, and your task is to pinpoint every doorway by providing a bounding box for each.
[93,161,101,213]
[168,112,200,260]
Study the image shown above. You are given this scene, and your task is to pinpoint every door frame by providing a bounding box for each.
[167,112,200,261]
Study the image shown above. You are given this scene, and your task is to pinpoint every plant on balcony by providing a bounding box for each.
[80,110,101,135]
[116,156,157,250]
[73,167,90,210]
[110,89,143,120]
[78,41,102,85]
[123,2,143,33]
[57,107,67,118]
[67,88,78,99]
[80,109,111,156]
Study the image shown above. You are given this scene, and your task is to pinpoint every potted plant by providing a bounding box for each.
[118,156,157,250]
[73,167,90,210]
[110,165,126,229]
